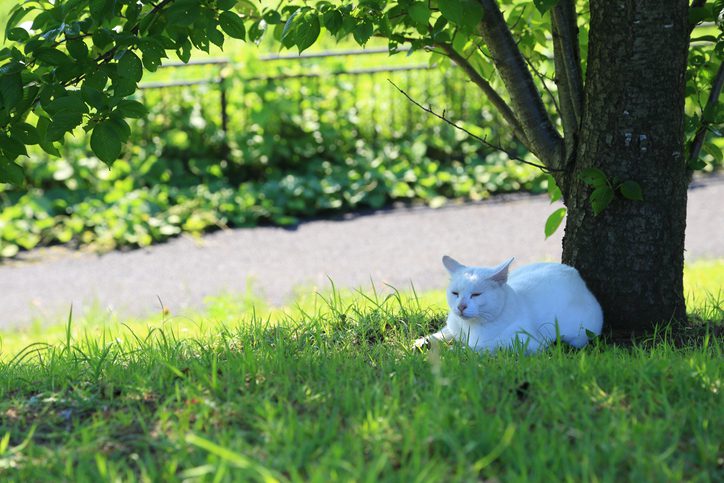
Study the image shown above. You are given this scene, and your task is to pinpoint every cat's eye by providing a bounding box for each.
[452,291,459,296]
[471,293,481,298]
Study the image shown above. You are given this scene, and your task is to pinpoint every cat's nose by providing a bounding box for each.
[458,303,467,312]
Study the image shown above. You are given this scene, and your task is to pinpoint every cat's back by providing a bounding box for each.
[508,262,581,293]
[507,262,603,343]
[508,262,595,309]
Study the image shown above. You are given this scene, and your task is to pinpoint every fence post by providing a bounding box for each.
[219,76,228,133]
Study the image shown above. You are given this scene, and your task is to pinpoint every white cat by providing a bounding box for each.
[415,256,603,353]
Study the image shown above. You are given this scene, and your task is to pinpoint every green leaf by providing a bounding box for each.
[281,9,302,48]
[544,207,566,239]
[295,12,321,52]
[10,122,40,145]
[92,29,113,49]
[176,39,192,63]
[0,132,27,160]
[533,0,561,15]
[115,99,148,118]
[5,6,30,38]
[688,6,713,25]
[282,8,320,52]
[112,75,137,97]
[67,39,89,60]
[322,10,343,33]
[619,180,643,201]
[547,175,562,203]
[590,186,614,216]
[702,102,719,123]
[0,72,23,112]
[217,0,237,10]
[703,142,723,163]
[263,10,282,25]
[17,84,39,115]
[579,167,608,188]
[34,48,71,66]
[248,19,267,45]
[46,112,83,140]
[208,28,225,47]
[90,0,114,21]
[439,0,483,30]
[0,62,23,76]
[352,20,373,46]
[409,3,432,28]
[235,0,259,16]
[219,11,246,40]
[138,39,166,71]
[118,51,143,82]
[90,119,122,165]
[687,157,707,170]
[35,116,61,155]
[6,27,29,42]
[84,70,108,91]
[81,85,106,109]
[108,114,131,142]
[45,93,87,116]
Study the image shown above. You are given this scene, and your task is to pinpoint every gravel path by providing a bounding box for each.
[1,175,722,328]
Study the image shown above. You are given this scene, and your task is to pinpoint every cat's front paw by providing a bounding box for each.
[412,336,431,351]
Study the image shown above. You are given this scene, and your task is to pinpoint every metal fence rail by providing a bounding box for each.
[138,48,481,139]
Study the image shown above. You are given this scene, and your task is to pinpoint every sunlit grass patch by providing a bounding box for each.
[1,259,721,359]
[685,259,723,320]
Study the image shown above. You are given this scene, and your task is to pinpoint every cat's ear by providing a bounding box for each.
[490,257,515,284]
[442,255,465,274]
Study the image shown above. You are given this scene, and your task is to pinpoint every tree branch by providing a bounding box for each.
[388,80,561,173]
[475,0,564,170]
[520,52,561,120]
[688,60,723,166]
[435,42,530,149]
[550,0,584,164]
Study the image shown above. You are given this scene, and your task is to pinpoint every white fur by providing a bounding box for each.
[416,256,603,353]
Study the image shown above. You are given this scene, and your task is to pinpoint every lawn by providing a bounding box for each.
[0,261,721,481]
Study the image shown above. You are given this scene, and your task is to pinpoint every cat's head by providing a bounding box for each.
[442,255,514,322]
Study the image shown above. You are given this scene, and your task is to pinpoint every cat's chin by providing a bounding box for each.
[454,312,491,324]
[455,312,480,322]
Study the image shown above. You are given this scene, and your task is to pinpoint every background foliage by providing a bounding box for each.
[0,41,548,256]
[0,0,721,258]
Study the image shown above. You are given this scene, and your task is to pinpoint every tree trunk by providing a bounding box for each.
[561,0,690,337]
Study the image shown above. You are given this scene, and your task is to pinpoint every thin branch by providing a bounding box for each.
[436,42,530,149]
[388,79,562,173]
[550,0,583,163]
[380,33,534,155]
[509,5,528,32]
[521,52,561,119]
[464,38,485,62]
[475,0,563,169]
[688,60,724,166]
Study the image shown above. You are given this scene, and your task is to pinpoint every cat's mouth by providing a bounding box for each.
[457,310,488,323]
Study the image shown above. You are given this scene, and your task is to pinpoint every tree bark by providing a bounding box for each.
[561,0,690,337]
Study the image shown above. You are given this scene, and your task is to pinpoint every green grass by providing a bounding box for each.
[0,262,721,481]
